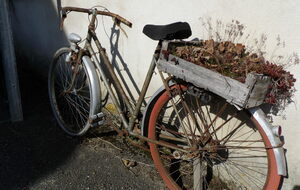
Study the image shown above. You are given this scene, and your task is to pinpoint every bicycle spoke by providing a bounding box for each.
[65,95,89,119]
[64,95,82,128]
[49,49,95,135]
[148,84,275,189]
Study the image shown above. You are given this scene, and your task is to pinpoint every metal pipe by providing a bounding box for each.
[158,70,193,147]
[86,43,129,129]
[128,56,157,131]
[129,131,190,153]
[159,134,188,144]
[89,9,97,30]
[127,42,162,131]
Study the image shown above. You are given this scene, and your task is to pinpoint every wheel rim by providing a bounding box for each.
[148,85,280,190]
[49,51,92,135]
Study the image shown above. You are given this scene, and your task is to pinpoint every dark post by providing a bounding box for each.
[0,0,23,122]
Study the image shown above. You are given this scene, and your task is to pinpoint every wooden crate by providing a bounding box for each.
[157,41,271,108]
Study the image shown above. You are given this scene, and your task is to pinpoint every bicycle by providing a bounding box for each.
[48,6,286,190]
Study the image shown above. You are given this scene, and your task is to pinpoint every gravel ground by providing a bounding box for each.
[0,72,166,190]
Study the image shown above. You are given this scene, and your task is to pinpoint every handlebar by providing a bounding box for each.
[61,6,132,28]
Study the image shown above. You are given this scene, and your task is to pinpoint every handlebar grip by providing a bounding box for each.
[113,16,132,28]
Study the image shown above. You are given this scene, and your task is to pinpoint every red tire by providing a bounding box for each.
[148,85,282,190]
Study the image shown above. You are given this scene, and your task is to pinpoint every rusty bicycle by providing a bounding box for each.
[48,6,286,190]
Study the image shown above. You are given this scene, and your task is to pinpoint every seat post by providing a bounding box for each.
[154,40,162,61]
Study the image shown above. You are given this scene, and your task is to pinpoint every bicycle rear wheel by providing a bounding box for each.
[147,84,281,190]
[48,48,101,136]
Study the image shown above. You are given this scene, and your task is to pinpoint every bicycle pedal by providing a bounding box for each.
[90,112,105,121]
[90,112,106,127]
[91,120,106,128]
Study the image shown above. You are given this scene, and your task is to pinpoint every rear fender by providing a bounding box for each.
[249,107,287,176]
[141,85,167,137]
[141,86,287,177]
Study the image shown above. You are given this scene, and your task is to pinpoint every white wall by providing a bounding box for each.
[47,0,300,189]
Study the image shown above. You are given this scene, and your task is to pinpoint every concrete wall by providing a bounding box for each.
[12,0,300,189]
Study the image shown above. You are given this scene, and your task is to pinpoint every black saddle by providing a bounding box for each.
[143,22,192,41]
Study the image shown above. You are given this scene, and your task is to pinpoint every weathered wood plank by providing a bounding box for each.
[157,41,271,108]
[157,51,270,108]
[245,73,271,107]
[157,54,249,107]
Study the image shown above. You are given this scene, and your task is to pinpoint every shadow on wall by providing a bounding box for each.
[293,186,300,190]
[109,23,146,106]
[0,1,78,189]
[10,0,68,79]
[0,1,148,189]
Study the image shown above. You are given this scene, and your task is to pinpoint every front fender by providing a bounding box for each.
[82,56,101,114]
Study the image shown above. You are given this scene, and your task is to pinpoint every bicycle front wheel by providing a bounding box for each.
[147,84,281,190]
[48,48,101,136]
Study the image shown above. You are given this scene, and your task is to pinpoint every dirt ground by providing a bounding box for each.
[0,71,166,190]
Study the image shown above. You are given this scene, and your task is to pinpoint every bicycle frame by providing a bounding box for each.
[75,9,190,153]
[69,9,231,153]
[83,9,153,128]
[59,7,287,180]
